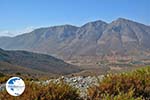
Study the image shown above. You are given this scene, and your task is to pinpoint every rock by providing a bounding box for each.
[0,84,5,91]
[41,75,104,99]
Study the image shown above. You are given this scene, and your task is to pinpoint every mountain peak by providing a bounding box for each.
[86,20,107,25]
[81,20,107,28]
[116,18,128,21]
[53,24,79,28]
[113,18,131,24]
[112,18,148,27]
[110,18,136,27]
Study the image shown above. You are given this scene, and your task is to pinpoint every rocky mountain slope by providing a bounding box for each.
[0,18,150,59]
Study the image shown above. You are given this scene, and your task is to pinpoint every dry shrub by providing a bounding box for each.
[88,66,150,100]
[0,81,82,100]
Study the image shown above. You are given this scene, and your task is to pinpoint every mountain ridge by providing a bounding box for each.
[0,18,150,59]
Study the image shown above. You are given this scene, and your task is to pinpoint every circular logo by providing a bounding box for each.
[6,77,25,96]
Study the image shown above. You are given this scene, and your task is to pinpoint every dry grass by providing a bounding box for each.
[0,81,82,100]
[87,66,150,100]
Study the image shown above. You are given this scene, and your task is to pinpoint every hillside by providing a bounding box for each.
[0,48,81,75]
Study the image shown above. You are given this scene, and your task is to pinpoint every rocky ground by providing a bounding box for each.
[39,75,104,98]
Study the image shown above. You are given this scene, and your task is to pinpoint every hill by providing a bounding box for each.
[0,48,81,76]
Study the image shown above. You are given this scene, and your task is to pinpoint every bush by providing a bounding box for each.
[0,74,10,84]
[100,90,142,100]
[0,73,5,77]
[88,66,150,100]
[0,81,82,100]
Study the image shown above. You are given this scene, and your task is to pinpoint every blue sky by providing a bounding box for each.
[0,0,150,36]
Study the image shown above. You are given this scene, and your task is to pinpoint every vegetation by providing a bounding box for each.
[0,48,81,76]
[0,73,9,84]
[0,73,46,84]
[0,66,150,100]
[0,73,5,77]
[88,66,150,100]
[0,81,82,100]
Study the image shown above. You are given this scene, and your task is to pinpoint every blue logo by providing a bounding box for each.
[6,77,25,96]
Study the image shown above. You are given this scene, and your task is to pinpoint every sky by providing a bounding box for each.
[0,0,150,37]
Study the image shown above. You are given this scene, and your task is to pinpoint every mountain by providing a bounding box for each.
[59,20,107,58]
[97,18,150,56]
[0,18,150,59]
[0,48,81,75]
[0,25,79,57]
